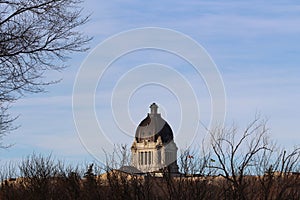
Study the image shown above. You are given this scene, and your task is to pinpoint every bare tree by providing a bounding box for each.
[0,105,16,147]
[209,117,273,200]
[0,0,91,140]
[104,144,131,170]
[257,147,300,200]
[179,145,212,176]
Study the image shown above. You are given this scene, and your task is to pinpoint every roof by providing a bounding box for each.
[135,103,174,144]
[119,166,144,174]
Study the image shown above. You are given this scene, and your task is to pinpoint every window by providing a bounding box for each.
[139,151,153,166]
[141,152,144,165]
[148,151,151,164]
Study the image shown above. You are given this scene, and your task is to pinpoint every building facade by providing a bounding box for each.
[131,103,178,173]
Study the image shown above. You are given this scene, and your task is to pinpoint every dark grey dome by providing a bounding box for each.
[135,103,174,144]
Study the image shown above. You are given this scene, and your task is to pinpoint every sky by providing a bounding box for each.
[1,0,300,165]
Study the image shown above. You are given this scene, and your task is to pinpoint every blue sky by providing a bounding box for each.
[1,0,300,165]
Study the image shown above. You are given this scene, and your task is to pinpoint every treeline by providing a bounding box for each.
[0,118,299,199]
[0,154,299,200]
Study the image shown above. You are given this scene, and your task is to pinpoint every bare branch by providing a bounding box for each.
[0,0,91,144]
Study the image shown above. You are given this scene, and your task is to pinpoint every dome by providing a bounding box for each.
[135,103,174,144]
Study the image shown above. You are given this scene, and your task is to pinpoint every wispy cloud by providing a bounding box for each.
[4,0,300,163]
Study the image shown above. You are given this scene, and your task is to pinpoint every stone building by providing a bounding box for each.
[131,103,178,173]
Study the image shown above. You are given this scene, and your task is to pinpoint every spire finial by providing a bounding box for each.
[150,103,158,114]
